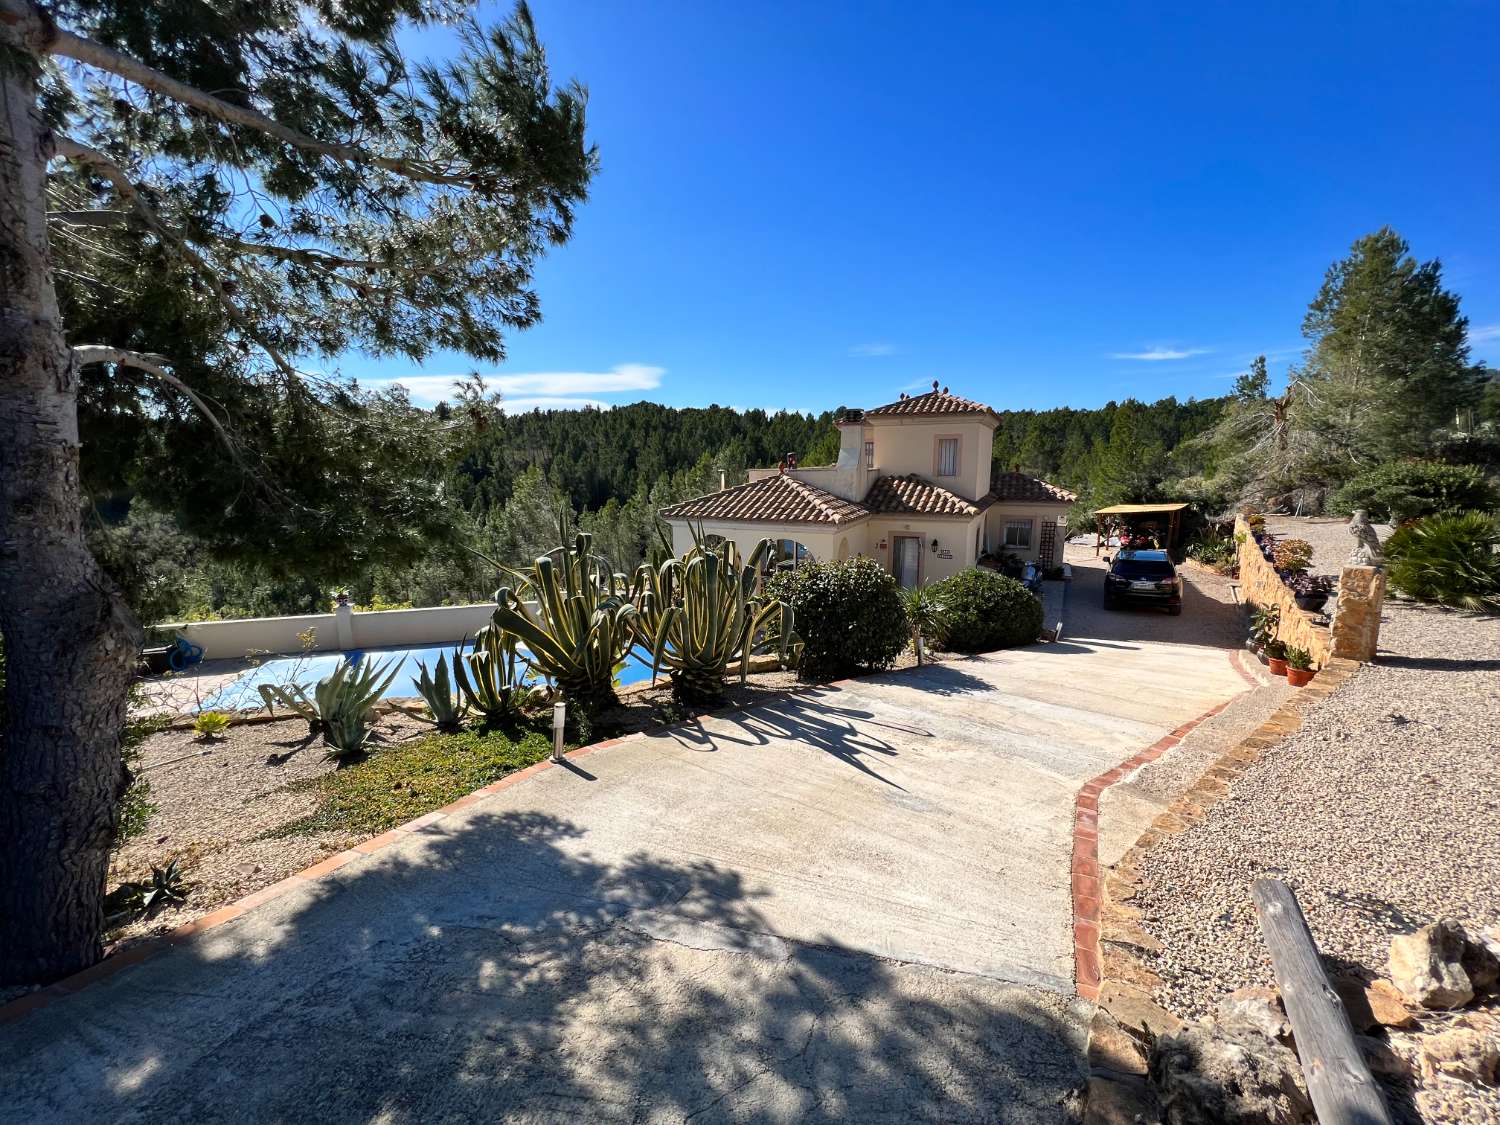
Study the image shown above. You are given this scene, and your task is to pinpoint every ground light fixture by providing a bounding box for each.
[552,701,566,763]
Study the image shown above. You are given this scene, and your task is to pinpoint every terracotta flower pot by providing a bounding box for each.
[1267,657,1287,676]
[1286,666,1314,687]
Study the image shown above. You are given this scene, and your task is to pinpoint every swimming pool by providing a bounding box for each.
[200,640,656,713]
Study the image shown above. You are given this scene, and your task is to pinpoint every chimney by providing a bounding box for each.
[719,468,727,491]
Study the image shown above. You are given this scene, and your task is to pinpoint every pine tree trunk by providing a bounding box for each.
[0,5,142,984]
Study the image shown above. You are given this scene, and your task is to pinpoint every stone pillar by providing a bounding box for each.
[1330,565,1384,662]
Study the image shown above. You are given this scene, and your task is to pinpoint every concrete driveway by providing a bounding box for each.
[2,638,1248,1123]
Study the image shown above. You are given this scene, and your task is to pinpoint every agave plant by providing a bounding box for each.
[411,648,466,733]
[631,537,797,705]
[452,627,544,727]
[490,532,638,717]
[258,656,400,761]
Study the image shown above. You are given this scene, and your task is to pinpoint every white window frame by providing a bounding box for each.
[863,440,875,469]
[1003,519,1034,549]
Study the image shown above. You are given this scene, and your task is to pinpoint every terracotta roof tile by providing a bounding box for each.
[659,473,870,525]
[863,474,981,518]
[865,384,996,418]
[987,471,1077,504]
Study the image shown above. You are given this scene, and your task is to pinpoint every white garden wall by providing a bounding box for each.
[154,602,500,660]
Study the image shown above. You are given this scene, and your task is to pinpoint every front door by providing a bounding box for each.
[893,535,922,588]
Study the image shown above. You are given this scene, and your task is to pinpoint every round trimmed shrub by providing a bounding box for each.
[763,557,907,681]
[931,568,1043,653]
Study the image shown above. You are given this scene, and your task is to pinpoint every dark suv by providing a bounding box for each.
[1102,549,1183,615]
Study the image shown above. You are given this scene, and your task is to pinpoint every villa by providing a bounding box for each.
[660,383,1076,586]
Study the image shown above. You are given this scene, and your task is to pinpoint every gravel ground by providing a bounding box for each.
[1133,517,1500,1123]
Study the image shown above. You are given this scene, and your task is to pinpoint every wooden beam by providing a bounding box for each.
[1251,878,1394,1125]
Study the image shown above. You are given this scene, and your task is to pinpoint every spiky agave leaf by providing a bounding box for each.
[489,533,637,717]
[630,537,797,706]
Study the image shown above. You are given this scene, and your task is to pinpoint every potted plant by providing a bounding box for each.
[1271,538,1314,575]
[1288,573,1334,614]
[1247,604,1279,659]
[1284,646,1314,687]
[1264,638,1288,676]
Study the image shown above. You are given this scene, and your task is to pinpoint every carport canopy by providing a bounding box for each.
[1092,502,1191,554]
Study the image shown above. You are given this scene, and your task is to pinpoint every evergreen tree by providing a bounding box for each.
[1291,227,1486,479]
[0,0,593,982]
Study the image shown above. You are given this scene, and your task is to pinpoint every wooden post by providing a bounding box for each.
[1251,878,1394,1125]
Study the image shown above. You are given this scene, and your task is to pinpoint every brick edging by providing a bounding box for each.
[1077,655,1362,1087]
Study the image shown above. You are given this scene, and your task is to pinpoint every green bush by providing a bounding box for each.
[764,557,907,681]
[930,568,1043,653]
[1384,512,1500,612]
[1330,461,1499,524]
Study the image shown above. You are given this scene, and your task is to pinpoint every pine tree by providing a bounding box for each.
[0,0,593,982]
[1292,227,1486,477]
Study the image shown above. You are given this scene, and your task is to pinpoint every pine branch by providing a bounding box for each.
[49,27,488,187]
[47,209,131,227]
[56,137,302,384]
[72,345,237,455]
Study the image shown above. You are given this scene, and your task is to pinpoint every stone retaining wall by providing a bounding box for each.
[1235,516,1332,667]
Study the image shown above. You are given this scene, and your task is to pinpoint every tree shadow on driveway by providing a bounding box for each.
[2,809,1087,1123]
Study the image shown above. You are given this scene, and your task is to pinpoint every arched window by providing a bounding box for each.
[772,539,814,572]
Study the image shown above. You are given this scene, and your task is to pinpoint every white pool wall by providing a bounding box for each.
[154,602,505,660]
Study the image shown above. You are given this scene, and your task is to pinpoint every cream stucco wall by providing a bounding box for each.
[867,416,994,502]
[667,519,871,569]
[983,503,1069,565]
[868,514,984,585]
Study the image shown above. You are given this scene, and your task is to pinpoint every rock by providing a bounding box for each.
[1216,986,1291,1043]
[1355,1033,1411,1079]
[1099,982,1185,1043]
[1389,922,1475,1009]
[1090,1009,1149,1077]
[1332,975,1417,1031]
[1365,979,1420,1029]
[1085,1072,1161,1124]
[1150,1021,1314,1124]
[1418,1028,1499,1085]
[1460,930,1500,995]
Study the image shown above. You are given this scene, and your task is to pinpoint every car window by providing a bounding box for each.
[1113,560,1175,579]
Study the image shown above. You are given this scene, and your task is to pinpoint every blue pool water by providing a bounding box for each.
[200,641,656,713]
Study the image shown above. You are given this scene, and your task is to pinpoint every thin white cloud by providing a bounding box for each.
[899,378,933,392]
[849,342,896,358]
[366,363,664,409]
[1467,324,1500,345]
[497,396,613,413]
[1109,347,1212,361]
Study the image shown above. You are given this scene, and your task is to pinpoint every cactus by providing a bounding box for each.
[489,532,638,718]
[631,537,798,705]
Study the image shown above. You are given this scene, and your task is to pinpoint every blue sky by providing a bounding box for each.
[353,1,1500,414]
